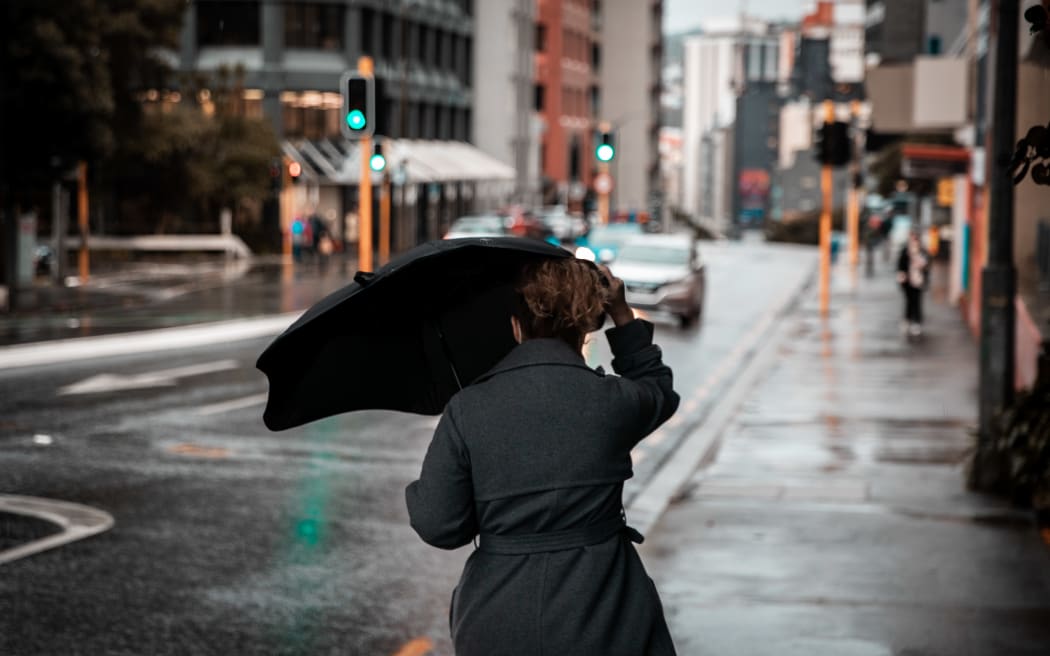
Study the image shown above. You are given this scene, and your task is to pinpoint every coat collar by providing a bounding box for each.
[474,337,601,383]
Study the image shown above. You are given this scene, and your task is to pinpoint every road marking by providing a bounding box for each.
[196,392,268,416]
[0,313,300,371]
[167,443,230,458]
[391,638,433,656]
[0,495,114,566]
[58,359,240,396]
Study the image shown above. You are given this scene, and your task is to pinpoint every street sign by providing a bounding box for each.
[594,173,613,195]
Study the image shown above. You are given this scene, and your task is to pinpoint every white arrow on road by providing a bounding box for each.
[57,360,240,396]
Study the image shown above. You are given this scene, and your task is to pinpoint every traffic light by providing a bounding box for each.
[595,130,615,162]
[814,121,852,167]
[288,160,302,184]
[341,71,375,139]
[369,141,386,172]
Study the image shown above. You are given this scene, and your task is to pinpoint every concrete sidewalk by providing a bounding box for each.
[642,264,1050,656]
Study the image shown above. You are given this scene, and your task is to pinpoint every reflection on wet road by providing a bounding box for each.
[0,241,816,654]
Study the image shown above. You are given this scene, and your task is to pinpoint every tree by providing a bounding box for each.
[0,0,184,206]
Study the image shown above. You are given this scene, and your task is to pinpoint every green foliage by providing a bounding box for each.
[0,0,184,201]
[995,365,1050,509]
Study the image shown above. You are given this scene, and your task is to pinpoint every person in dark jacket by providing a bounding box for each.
[897,230,931,337]
[406,258,680,656]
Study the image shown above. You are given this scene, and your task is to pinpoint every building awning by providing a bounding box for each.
[282,137,516,186]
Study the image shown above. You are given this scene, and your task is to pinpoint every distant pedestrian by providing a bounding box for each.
[406,259,680,655]
[897,230,930,337]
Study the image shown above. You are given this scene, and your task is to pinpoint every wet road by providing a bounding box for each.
[0,240,814,655]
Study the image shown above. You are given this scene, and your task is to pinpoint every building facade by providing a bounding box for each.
[534,0,600,206]
[599,0,663,220]
[175,0,515,252]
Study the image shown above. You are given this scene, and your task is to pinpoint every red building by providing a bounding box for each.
[534,0,600,206]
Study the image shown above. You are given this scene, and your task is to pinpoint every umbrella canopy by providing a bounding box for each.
[257,237,574,431]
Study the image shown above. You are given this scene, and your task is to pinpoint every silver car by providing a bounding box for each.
[609,233,705,328]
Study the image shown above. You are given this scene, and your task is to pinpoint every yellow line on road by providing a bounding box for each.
[391,637,433,656]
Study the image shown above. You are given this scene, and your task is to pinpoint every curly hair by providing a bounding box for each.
[514,258,609,349]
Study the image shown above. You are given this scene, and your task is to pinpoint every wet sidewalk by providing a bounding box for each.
[642,263,1050,656]
[0,256,356,347]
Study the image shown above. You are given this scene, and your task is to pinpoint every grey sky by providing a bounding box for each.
[663,0,812,33]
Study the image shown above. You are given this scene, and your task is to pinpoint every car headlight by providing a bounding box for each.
[660,280,692,297]
[575,246,596,261]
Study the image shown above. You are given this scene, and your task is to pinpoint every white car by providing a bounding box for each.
[609,233,705,327]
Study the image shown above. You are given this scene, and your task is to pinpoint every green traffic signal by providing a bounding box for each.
[369,153,386,172]
[596,143,615,162]
[347,109,367,130]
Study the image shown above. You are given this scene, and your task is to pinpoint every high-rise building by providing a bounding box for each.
[599,0,664,220]
[474,0,542,206]
[174,0,515,252]
[681,21,740,220]
[534,0,601,207]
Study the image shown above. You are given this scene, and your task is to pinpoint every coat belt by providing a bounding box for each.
[477,516,645,555]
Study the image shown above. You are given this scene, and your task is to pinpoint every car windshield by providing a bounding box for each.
[617,243,691,266]
[450,216,505,233]
[588,226,640,247]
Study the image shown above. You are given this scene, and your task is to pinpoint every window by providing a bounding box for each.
[535,24,546,52]
[361,9,375,55]
[197,1,260,46]
[285,3,345,50]
[534,84,545,111]
[927,35,942,55]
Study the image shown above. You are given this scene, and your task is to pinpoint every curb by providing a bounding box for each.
[0,313,300,371]
[627,260,817,537]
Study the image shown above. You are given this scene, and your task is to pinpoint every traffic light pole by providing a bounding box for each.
[819,100,834,316]
[358,56,374,273]
[77,161,90,283]
[847,101,861,268]
[380,171,391,266]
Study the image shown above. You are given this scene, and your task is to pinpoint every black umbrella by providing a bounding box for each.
[256,237,574,431]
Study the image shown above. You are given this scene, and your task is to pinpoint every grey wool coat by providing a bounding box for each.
[406,319,680,656]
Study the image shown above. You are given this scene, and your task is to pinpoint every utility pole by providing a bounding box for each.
[513,0,534,205]
[380,167,391,266]
[972,0,1019,489]
[819,100,834,316]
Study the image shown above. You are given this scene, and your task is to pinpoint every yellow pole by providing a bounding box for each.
[77,161,89,283]
[380,172,391,265]
[847,100,861,267]
[819,100,834,317]
[358,56,374,272]
[597,161,610,225]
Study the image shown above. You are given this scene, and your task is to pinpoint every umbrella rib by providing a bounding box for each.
[434,322,464,391]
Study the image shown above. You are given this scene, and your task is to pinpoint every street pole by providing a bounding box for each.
[819,100,834,316]
[847,100,861,268]
[358,56,374,273]
[972,0,1019,489]
[77,161,89,283]
[380,171,391,266]
[597,162,610,225]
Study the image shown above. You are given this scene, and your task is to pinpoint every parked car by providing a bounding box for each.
[573,222,645,263]
[537,206,587,242]
[609,233,705,328]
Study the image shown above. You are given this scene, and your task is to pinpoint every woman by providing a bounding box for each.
[896,230,930,337]
[406,257,680,655]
